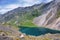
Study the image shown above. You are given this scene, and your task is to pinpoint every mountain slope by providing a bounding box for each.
[0,0,60,30]
[0,2,53,26]
[33,0,60,30]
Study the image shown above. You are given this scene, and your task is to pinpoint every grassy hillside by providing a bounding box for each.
[2,9,41,27]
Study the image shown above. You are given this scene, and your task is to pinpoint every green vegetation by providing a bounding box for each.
[2,9,41,27]
[32,9,41,17]
[57,10,60,18]
[3,19,36,27]
[20,20,36,27]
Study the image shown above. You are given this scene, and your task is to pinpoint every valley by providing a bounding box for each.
[0,0,60,40]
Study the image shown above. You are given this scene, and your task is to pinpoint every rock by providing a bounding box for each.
[0,32,6,36]
[0,35,13,40]
[33,7,57,26]
[48,17,60,30]
[33,0,60,30]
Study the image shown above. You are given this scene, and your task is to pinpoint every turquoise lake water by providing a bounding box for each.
[19,26,60,36]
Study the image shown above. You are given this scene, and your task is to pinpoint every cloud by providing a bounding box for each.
[19,0,41,6]
[5,4,20,9]
[22,0,40,3]
[0,4,20,14]
[18,0,52,7]
[0,9,8,14]
[42,0,52,3]
[0,0,52,14]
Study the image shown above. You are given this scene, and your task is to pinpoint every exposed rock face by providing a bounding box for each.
[47,17,60,30]
[54,0,60,3]
[0,35,13,40]
[33,0,60,30]
[33,8,57,26]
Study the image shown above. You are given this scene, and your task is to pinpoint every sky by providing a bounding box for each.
[0,0,52,14]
